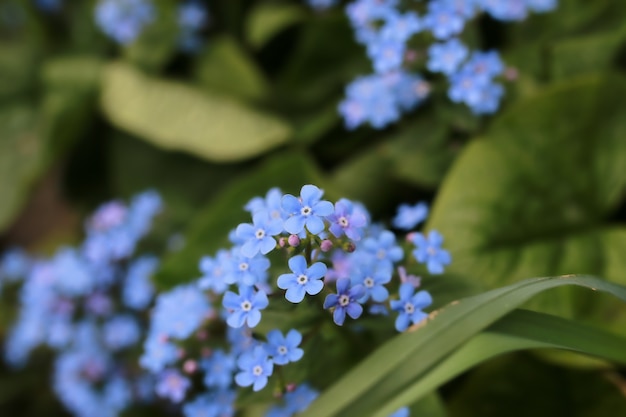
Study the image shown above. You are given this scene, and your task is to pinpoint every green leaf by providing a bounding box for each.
[299,275,626,417]
[101,62,292,162]
[246,3,306,49]
[371,309,626,417]
[193,35,269,101]
[551,27,626,79]
[154,151,328,289]
[0,42,39,101]
[427,74,626,334]
[447,352,626,417]
[0,104,47,232]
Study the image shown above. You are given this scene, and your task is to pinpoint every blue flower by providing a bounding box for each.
[151,284,211,339]
[224,248,270,287]
[223,286,269,328]
[392,202,429,230]
[361,230,404,270]
[236,211,283,257]
[281,185,334,235]
[0,247,30,284]
[245,188,287,221]
[140,336,178,373]
[380,11,421,43]
[328,198,368,240]
[423,1,466,39]
[198,249,231,294]
[202,349,236,389]
[156,368,190,403]
[122,255,157,310]
[388,406,410,417]
[234,346,274,392]
[283,384,318,414]
[411,230,451,274]
[266,329,304,365]
[350,261,391,303]
[390,283,432,332]
[323,278,365,326]
[367,39,406,74]
[103,315,140,351]
[427,38,468,75]
[94,0,155,45]
[277,255,326,303]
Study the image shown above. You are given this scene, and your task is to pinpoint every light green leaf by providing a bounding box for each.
[193,36,269,101]
[246,3,306,49]
[101,62,292,162]
[299,275,626,417]
[427,74,626,334]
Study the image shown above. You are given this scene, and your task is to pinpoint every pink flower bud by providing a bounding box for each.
[320,239,333,252]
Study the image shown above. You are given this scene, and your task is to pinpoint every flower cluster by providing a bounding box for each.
[338,0,558,129]
[94,0,208,49]
[139,184,451,416]
[3,191,162,417]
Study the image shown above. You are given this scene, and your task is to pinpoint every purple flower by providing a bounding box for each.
[277,255,326,303]
[236,212,283,258]
[390,283,432,332]
[234,346,274,392]
[411,230,451,274]
[281,185,334,235]
[266,329,304,365]
[223,286,269,328]
[323,278,365,326]
[328,198,368,240]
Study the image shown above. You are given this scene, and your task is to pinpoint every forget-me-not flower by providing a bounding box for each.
[266,329,304,365]
[323,278,365,326]
[277,255,326,303]
[282,185,334,235]
[390,283,432,332]
[236,211,283,258]
[234,345,274,391]
[223,286,269,328]
[412,230,451,274]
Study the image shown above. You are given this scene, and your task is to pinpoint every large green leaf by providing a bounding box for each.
[370,309,626,417]
[101,62,292,162]
[447,352,626,417]
[427,74,626,331]
[193,35,269,101]
[154,151,329,289]
[299,275,626,417]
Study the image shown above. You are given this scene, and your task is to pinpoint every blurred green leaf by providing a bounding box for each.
[300,275,626,417]
[246,3,306,49]
[372,309,626,416]
[448,352,626,417]
[193,35,269,101]
[101,62,292,162]
[0,42,39,101]
[0,104,46,232]
[551,26,626,79]
[154,151,328,289]
[427,74,626,334]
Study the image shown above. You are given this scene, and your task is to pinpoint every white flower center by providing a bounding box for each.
[364,277,374,288]
[339,216,349,227]
[376,249,386,260]
[297,274,308,285]
[255,229,266,239]
[252,365,263,376]
[404,302,415,314]
[278,346,288,355]
[427,247,437,256]
[339,294,350,307]
[301,206,312,216]
[241,301,252,311]
[239,262,249,271]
